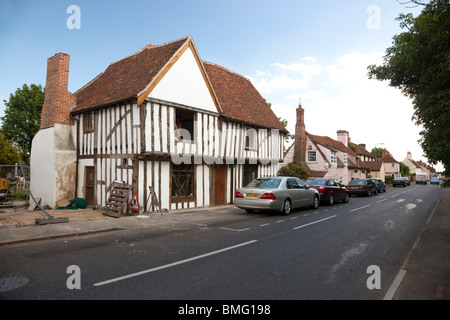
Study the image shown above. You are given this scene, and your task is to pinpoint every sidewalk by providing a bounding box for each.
[1,189,449,299]
[389,187,450,300]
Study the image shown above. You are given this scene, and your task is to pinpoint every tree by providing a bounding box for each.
[399,162,411,177]
[1,84,44,164]
[0,131,22,177]
[370,147,390,158]
[367,0,450,176]
[277,161,310,181]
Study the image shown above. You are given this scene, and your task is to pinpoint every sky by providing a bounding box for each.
[0,0,440,170]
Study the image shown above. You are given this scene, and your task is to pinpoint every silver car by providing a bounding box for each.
[235,176,320,215]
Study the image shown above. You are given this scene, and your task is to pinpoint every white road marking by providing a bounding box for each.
[93,240,258,287]
[377,198,388,203]
[383,269,407,300]
[350,205,370,212]
[220,227,250,232]
[260,223,270,227]
[293,215,337,230]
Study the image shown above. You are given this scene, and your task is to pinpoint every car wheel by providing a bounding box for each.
[374,188,378,195]
[328,194,334,206]
[312,195,319,209]
[343,193,350,203]
[367,189,371,196]
[282,199,291,215]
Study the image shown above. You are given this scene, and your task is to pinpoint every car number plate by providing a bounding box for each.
[351,187,358,189]
[246,193,258,198]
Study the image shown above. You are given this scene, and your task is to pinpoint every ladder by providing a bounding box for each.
[102,182,132,218]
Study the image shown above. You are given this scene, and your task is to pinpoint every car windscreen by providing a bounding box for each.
[246,178,282,189]
[307,179,327,185]
[348,180,366,186]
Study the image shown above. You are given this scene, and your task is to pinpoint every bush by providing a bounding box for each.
[277,162,309,181]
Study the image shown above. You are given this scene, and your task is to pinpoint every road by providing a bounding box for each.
[0,184,442,302]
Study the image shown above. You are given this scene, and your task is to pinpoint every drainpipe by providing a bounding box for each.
[71,112,80,198]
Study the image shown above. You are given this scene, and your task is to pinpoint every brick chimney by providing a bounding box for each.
[337,130,349,147]
[30,52,77,208]
[40,53,75,129]
[294,104,307,168]
[382,148,388,158]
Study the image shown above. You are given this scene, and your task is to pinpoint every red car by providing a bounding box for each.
[306,178,350,205]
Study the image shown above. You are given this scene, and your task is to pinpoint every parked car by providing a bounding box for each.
[346,179,378,196]
[235,177,320,215]
[393,177,407,187]
[404,177,411,185]
[371,178,386,193]
[306,178,349,205]
[430,177,440,185]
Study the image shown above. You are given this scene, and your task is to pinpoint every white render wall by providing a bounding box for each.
[150,47,218,114]
[30,127,56,207]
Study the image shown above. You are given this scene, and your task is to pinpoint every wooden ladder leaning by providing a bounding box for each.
[102,182,132,218]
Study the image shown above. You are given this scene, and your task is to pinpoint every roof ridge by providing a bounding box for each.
[203,61,251,82]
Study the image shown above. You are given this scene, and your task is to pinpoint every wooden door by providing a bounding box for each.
[214,165,227,205]
[85,166,95,206]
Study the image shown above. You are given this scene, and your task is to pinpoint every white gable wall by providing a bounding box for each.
[150,47,217,113]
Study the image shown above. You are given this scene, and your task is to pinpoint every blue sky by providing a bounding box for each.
[1,0,436,169]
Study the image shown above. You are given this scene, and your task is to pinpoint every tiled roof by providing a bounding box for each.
[71,36,288,132]
[381,153,398,163]
[350,142,374,159]
[203,62,288,132]
[307,133,357,157]
[73,37,189,112]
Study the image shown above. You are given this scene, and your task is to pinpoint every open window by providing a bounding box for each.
[245,128,257,150]
[175,108,195,141]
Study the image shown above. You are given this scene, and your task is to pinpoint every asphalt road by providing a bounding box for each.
[0,184,442,302]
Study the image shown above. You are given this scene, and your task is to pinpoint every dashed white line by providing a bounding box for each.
[377,198,388,203]
[293,215,337,230]
[259,223,270,227]
[350,205,370,212]
[94,240,258,286]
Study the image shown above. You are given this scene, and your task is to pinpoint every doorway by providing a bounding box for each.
[214,165,227,205]
[85,166,95,206]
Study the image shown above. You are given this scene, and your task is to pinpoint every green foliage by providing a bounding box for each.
[277,162,310,181]
[0,132,22,165]
[400,162,411,177]
[367,0,450,173]
[1,84,45,164]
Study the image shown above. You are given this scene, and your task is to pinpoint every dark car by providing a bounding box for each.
[393,177,407,187]
[306,178,350,205]
[371,178,386,193]
[346,179,378,196]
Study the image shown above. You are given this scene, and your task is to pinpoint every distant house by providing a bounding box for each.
[30,36,288,211]
[281,105,368,185]
[356,147,400,181]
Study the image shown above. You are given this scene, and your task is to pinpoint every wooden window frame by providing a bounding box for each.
[171,163,195,203]
[83,112,95,133]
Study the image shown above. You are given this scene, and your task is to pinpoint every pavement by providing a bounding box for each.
[1,188,449,300]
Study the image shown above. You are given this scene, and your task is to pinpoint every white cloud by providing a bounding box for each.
[248,74,310,94]
[248,51,428,166]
